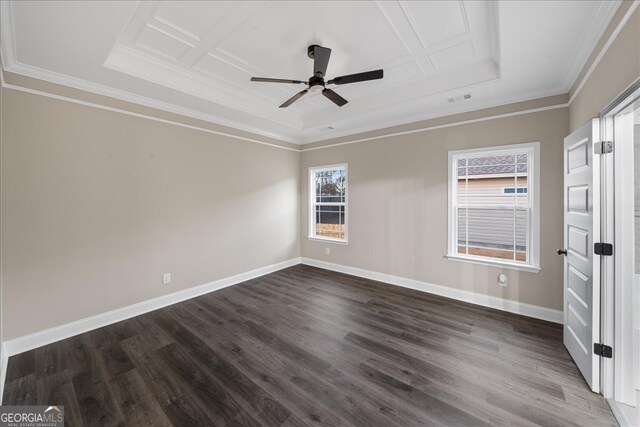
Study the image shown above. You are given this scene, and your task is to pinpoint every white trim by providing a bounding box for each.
[0,347,7,405]
[445,254,541,273]
[0,0,630,151]
[560,0,622,91]
[446,142,541,272]
[0,67,572,155]
[307,236,349,245]
[568,1,640,106]
[300,257,562,323]
[608,399,640,427]
[0,0,17,68]
[593,118,605,394]
[102,44,301,132]
[612,102,637,405]
[1,83,299,153]
[0,253,565,390]
[2,257,301,358]
[298,1,632,149]
[308,164,348,244]
[600,106,617,399]
[300,104,568,152]
[599,85,640,406]
[1,57,300,144]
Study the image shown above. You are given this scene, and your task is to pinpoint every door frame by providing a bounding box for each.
[599,79,640,404]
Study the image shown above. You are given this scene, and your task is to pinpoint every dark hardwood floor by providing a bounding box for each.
[3,265,616,426]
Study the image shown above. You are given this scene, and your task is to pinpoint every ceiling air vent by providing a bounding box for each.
[448,94,472,103]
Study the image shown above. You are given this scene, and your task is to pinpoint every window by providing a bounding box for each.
[309,164,347,242]
[503,187,527,194]
[447,143,540,272]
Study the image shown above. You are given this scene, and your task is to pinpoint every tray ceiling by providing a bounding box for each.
[0,1,620,144]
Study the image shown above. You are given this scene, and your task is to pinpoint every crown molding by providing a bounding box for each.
[561,0,622,91]
[298,83,567,145]
[5,60,302,145]
[0,0,17,67]
[103,43,303,130]
[568,0,639,106]
[0,0,630,150]
[300,102,568,152]
[0,0,301,145]
[2,70,570,156]
[2,78,300,152]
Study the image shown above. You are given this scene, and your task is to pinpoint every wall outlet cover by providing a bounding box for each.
[498,273,508,287]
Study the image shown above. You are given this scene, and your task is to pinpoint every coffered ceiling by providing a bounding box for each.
[0,1,621,144]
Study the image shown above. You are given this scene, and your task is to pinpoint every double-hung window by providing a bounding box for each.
[309,164,347,243]
[447,143,540,272]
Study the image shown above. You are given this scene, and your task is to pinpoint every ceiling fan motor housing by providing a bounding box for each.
[307,44,319,59]
[308,75,325,92]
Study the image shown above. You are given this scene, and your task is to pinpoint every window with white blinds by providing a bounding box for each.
[447,143,540,272]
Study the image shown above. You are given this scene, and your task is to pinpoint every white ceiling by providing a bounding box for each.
[0,1,620,144]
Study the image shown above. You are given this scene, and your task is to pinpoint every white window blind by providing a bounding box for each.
[448,143,539,271]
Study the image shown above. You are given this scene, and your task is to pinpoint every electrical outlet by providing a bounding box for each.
[498,273,508,287]
[163,273,171,285]
[325,247,330,255]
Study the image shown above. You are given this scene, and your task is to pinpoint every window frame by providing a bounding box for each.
[308,163,348,244]
[446,142,540,273]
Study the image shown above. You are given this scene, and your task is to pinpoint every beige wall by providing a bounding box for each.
[301,108,568,310]
[1,88,300,340]
[569,3,640,131]
[1,1,636,342]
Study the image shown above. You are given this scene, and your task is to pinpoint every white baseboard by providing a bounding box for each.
[3,257,301,359]
[1,255,562,378]
[608,399,640,427]
[300,257,563,324]
[0,349,7,405]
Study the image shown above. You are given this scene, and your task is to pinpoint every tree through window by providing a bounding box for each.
[309,165,347,242]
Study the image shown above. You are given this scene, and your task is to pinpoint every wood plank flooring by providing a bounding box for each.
[3,265,616,426]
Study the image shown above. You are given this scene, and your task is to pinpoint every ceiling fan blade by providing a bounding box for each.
[328,69,383,85]
[279,89,309,108]
[313,45,331,77]
[322,89,348,107]
[251,77,306,84]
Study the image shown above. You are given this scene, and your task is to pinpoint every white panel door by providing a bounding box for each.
[562,119,600,392]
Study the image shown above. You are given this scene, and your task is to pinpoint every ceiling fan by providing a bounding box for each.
[250,45,383,108]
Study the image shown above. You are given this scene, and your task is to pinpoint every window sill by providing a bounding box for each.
[445,254,540,273]
[307,236,348,245]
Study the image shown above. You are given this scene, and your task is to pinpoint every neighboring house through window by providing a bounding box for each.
[503,187,528,194]
[309,164,347,242]
[447,143,540,272]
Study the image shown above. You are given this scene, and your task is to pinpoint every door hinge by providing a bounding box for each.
[594,140,613,154]
[594,343,613,358]
[594,242,613,256]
